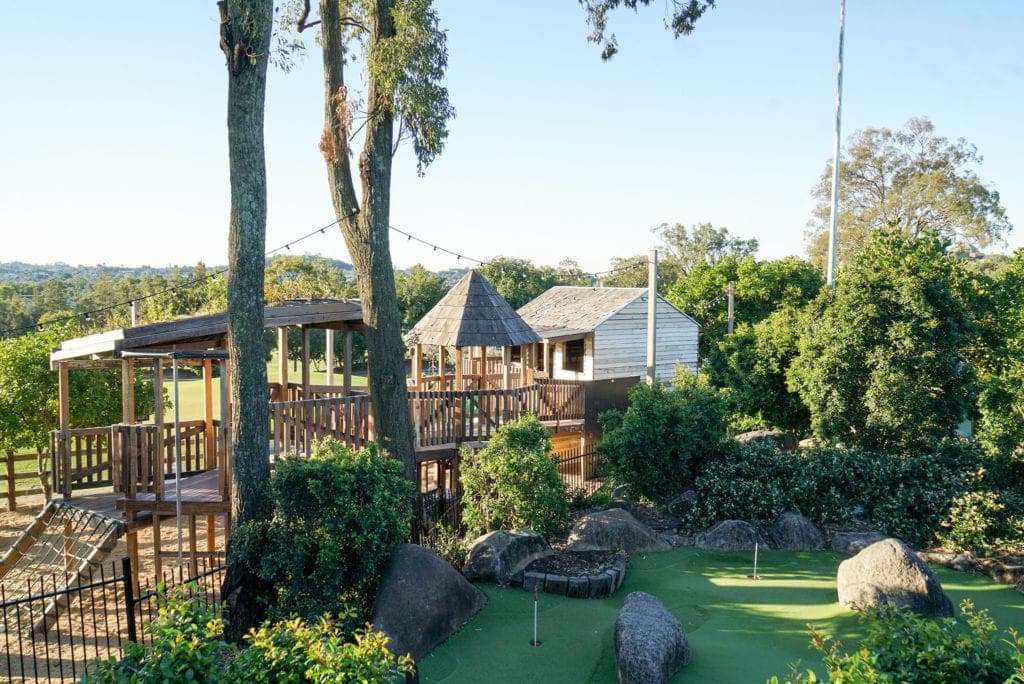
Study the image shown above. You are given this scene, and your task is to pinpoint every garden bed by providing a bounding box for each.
[521,550,627,598]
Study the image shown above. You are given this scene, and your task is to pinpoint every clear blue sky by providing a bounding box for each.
[2,2,1021,274]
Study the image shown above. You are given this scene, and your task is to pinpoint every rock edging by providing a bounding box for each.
[522,550,627,599]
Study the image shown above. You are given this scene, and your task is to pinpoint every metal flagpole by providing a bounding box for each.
[826,0,846,287]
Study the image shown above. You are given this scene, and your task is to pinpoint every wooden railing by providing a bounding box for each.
[269,393,374,458]
[536,378,585,423]
[410,384,546,447]
[50,420,224,499]
[1,449,47,511]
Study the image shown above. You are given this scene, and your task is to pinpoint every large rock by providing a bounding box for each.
[371,544,487,660]
[667,490,698,519]
[836,538,954,617]
[695,520,769,551]
[566,508,671,554]
[831,530,888,555]
[463,529,552,584]
[615,592,690,684]
[734,430,797,452]
[769,511,824,550]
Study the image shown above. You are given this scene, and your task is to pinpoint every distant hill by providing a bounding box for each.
[0,256,356,284]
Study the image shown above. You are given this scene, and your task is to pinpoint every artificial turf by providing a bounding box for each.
[417,547,1024,683]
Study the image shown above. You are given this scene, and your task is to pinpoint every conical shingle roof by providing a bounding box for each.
[404,270,541,348]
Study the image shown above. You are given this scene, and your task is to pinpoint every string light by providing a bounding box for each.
[2,210,654,337]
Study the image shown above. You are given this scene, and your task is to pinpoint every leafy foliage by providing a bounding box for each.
[709,305,810,434]
[688,440,988,548]
[789,230,976,454]
[580,0,718,59]
[460,415,568,538]
[87,584,228,683]
[0,323,156,453]
[598,372,729,503]
[394,263,449,329]
[231,614,413,683]
[477,257,587,310]
[771,600,1023,684]
[230,439,414,629]
[87,587,412,683]
[667,255,822,359]
[808,117,1011,269]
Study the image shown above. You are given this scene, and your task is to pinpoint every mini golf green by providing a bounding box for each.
[417,547,1024,683]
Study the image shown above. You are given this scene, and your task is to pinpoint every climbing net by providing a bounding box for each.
[0,501,124,603]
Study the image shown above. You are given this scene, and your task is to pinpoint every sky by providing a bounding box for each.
[2,1,1022,275]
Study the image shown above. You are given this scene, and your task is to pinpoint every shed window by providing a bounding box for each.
[535,343,546,372]
[563,339,584,373]
[510,346,522,363]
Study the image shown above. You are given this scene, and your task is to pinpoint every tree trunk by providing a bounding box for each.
[218,0,274,641]
[320,0,417,481]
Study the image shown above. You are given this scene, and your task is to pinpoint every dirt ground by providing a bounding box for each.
[1,496,226,683]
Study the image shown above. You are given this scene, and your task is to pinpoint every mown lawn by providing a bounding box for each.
[418,547,1024,683]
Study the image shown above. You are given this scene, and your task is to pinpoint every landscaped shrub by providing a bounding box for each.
[687,442,796,528]
[598,372,729,503]
[770,600,1024,683]
[230,614,413,683]
[87,589,412,684]
[87,584,229,683]
[420,522,468,571]
[460,414,568,538]
[230,439,414,629]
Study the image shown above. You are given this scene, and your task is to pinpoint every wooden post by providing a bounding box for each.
[412,343,423,390]
[153,359,164,428]
[6,451,15,511]
[202,359,214,470]
[301,327,311,400]
[121,357,135,424]
[454,347,464,390]
[502,346,512,390]
[58,362,70,497]
[343,329,353,396]
[646,249,657,385]
[325,328,335,385]
[520,345,528,386]
[438,345,447,388]
[277,326,289,401]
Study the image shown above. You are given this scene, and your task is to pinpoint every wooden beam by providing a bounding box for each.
[454,347,464,390]
[412,343,422,390]
[277,326,288,401]
[57,362,70,433]
[121,358,135,424]
[325,328,335,385]
[301,327,311,400]
[343,330,352,396]
[502,346,512,390]
[153,359,164,429]
[202,359,214,470]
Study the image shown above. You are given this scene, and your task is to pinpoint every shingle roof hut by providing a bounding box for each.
[404,270,540,390]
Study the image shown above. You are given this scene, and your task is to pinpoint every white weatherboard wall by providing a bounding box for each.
[549,336,595,382]
[592,296,699,383]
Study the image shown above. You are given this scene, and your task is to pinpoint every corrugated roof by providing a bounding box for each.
[404,271,541,347]
[517,286,648,333]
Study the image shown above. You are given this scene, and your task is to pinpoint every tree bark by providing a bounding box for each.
[218,0,274,641]
[320,0,417,481]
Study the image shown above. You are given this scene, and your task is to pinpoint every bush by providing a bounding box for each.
[771,600,1024,683]
[687,442,796,528]
[598,373,729,503]
[230,439,414,629]
[460,415,568,538]
[420,523,468,571]
[87,584,229,683]
[87,589,412,684]
[230,615,413,683]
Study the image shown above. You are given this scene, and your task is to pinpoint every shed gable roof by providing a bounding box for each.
[517,286,699,336]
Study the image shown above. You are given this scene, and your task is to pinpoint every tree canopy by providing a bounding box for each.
[789,230,976,453]
[580,0,718,59]
[808,117,1011,269]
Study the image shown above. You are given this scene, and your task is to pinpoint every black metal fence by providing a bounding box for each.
[0,555,225,682]
[556,451,602,494]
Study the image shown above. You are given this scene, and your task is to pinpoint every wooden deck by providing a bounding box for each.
[64,470,224,524]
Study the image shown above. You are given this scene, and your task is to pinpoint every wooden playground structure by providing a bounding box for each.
[3,286,589,589]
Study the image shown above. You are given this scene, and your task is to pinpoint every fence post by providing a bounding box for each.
[121,555,138,643]
[5,450,14,511]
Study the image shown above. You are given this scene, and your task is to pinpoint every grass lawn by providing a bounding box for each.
[149,354,368,422]
[418,547,1024,683]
